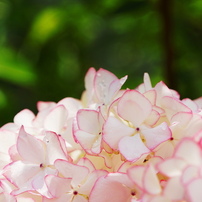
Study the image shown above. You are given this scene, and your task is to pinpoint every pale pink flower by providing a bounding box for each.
[3,127,69,197]
[103,90,171,161]
[89,172,139,202]
[157,137,202,201]
[73,108,105,154]
[82,68,127,111]
[45,159,107,201]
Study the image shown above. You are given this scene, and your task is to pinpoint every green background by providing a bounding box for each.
[0,0,202,125]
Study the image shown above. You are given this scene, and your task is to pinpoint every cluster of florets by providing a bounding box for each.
[0,68,202,202]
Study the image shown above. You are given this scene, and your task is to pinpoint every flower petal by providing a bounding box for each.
[174,138,202,165]
[17,126,45,164]
[187,178,202,202]
[118,90,152,126]
[44,131,68,165]
[45,175,72,198]
[142,122,171,150]
[54,159,89,188]
[118,134,150,162]
[76,109,100,134]
[89,174,131,202]
[103,116,135,150]
[44,105,68,134]
[143,165,161,195]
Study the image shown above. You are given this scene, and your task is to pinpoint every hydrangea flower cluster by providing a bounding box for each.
[1,67,202,202]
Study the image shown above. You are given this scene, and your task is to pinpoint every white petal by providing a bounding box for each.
[118,90,152,126]
[143,165,161,195]
[161,96,191,120]
[187,178,202,202]
[142,122,171,150]
[103,117,135,150]
[164,177,184,201]
[157,158,186,177]
[44,105,68,134]
[17,127,45,164]
[127,166,145,189]
[44,131,68,164]
[14,109,35,127]
[119,134,150,162]
[174,138,202,165]
[76,109,100,134]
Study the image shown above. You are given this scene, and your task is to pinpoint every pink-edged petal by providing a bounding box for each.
[78,170,108,196]
[77,158,95,173]
[143,165,161,195]
[161,96,191,120]
[45,175,72,198]
[94,68,118,103]
[14,109,35,126]
[182,98,198,112]
[84,67,96,96]
[44,131,68,165]
[118,90,152,126]
[0,130,17,154]
[44,105,68,134]
[89,174,131,202]
[103,116,135,150]
[76,109,100,134]
[171,111,193,129]
[144,109,160,126]
[157,158,186,177]
[142,122,171,150]
[57,97,81,118]
[74,130,101,154]
[107,75,128,104]
[3,161,40,188]
[31,167,57,198]
[118,134,150,162]
[37,101,56,111]
[155,81,180,106]
[174,138,202,165]
[181,165,199,185]
[17,126,45,164]
[127,166,146,190]
[187,178,202,202]
[54,159,89,188]
[163,177,184,201]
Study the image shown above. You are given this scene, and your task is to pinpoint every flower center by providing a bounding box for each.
[131,190,136,196]
[73,191,78,195]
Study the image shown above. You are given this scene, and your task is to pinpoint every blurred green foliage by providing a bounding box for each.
[0,0,202,125]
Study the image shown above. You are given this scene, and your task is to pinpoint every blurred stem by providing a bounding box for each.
[158,0,176,90]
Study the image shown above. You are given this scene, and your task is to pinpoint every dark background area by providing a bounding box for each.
[0,0,202,125]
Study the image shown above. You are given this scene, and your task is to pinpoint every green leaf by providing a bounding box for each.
[0,47,36,86]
